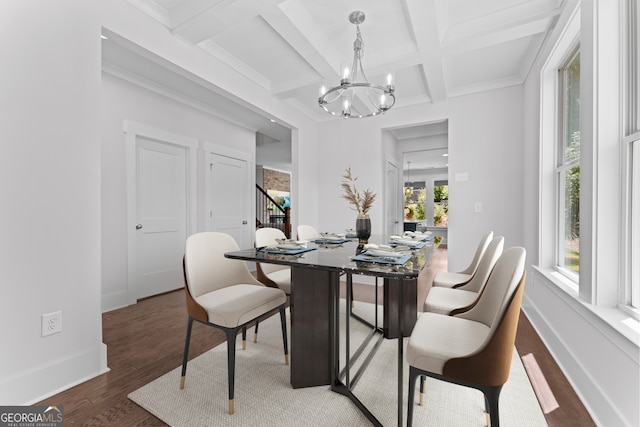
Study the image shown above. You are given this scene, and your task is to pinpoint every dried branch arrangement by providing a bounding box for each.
[340,166,377,215]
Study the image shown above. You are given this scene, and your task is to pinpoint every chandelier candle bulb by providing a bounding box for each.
[341,62,351,84]
[342,98,351,117]
[380,94,388,111]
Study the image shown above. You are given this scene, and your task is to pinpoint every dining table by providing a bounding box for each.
[225,232,439,426]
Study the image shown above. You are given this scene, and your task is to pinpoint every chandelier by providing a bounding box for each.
[318,11,396,118]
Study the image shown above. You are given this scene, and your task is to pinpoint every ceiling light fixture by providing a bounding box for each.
[318,11,395,119]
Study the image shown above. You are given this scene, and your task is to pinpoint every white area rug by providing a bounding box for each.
[129,303,547,426]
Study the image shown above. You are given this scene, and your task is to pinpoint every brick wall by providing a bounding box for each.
[263,168,290,192]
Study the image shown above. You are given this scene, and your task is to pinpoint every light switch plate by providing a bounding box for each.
[455,172,468,182]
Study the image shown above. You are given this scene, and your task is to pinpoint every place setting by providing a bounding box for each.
[258,238,316,255]
[310,232,351,245]
[387,231,433,249]
[351,243,413,265]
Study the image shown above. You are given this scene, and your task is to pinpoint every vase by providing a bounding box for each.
[355,213,371,245]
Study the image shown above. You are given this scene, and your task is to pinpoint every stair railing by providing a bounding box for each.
[256,184,291,238]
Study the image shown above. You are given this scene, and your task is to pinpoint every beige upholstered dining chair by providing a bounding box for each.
[432,230,494,288]
[296,224,321,241]
[406,246,526,427]
[180,232,289,415]
[255,227,292,295]
[423,236,504,315]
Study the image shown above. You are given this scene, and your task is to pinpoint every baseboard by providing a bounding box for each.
[2,343,109,405]
[522,291,633,426]
[102,289,135,313]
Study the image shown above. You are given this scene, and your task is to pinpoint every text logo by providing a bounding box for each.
[0,406,64,427]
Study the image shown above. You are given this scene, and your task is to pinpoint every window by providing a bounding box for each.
[632,138,640,310]
[433,181,448,226]
[539,0,639,339]
[557,49,581,281]
[624,0,640,315]
[403,182,426,220]
[633,0,640,131]
[539,4,580,294]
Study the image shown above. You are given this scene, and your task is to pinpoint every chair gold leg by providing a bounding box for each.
[254,332,258,343]
[180,376,185,390]
[419,391,424,406]
[485,412,490,426]
[242,339,246,350]
[229,399,234,415]
[285,354,289,365]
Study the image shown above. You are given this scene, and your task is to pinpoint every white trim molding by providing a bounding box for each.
[524,268,639,427]
[122,121,198,308]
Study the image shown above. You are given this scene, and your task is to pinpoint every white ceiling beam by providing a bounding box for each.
[197,39,271,90]
[260,3,338,95]
[166,0,229,29]
[170,0,278,43]
[126,0,172,27]
[442,0,562,47]
[404,0,447,103]
[444,16,556,55]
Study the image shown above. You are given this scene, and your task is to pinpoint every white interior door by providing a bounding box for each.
[207,149,251,249]
[385,159,400,235]
[126,122,197,302]
[135,139,186,299]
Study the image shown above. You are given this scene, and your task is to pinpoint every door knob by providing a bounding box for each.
[242,220,248,225]
[136,224,143,230]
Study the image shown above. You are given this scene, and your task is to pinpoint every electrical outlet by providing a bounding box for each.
[42,311,62,337]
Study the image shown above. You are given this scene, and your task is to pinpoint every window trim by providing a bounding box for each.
[539,4,581,291]
[555,47,581,282]
[620,0,640,319]
[537,0,639,352]
[620,133,640,320]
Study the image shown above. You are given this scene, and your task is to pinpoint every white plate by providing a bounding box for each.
[365,250,404,257]
[392,239,420,246]
[322,235,343,240]
[277,244,303,250]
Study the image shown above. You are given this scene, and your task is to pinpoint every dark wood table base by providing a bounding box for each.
[290,267,336,388]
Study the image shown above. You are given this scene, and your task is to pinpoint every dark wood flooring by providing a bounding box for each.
[37,245,595,426]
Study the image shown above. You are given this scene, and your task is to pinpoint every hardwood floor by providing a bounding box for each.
[38,246,595,426]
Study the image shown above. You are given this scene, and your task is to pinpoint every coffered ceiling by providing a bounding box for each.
[125,0,564,123]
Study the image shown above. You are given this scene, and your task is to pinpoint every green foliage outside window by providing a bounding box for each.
[561,50,580,273]
[404,187,426,220]
[434,185,448,202]
[433,185,448,226]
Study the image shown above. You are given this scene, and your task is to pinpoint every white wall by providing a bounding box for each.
[520,1,639,425]
[0,1,107,404]
[316,86,525,273]
[100,73,258,311]
[0,0,320,404]
[4,1,635,421]
[99,0,321,252]
[316,118,386,234]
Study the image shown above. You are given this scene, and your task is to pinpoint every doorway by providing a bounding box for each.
[125,121,197,301]
[204,142,252,250]
[386,120,449,239]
